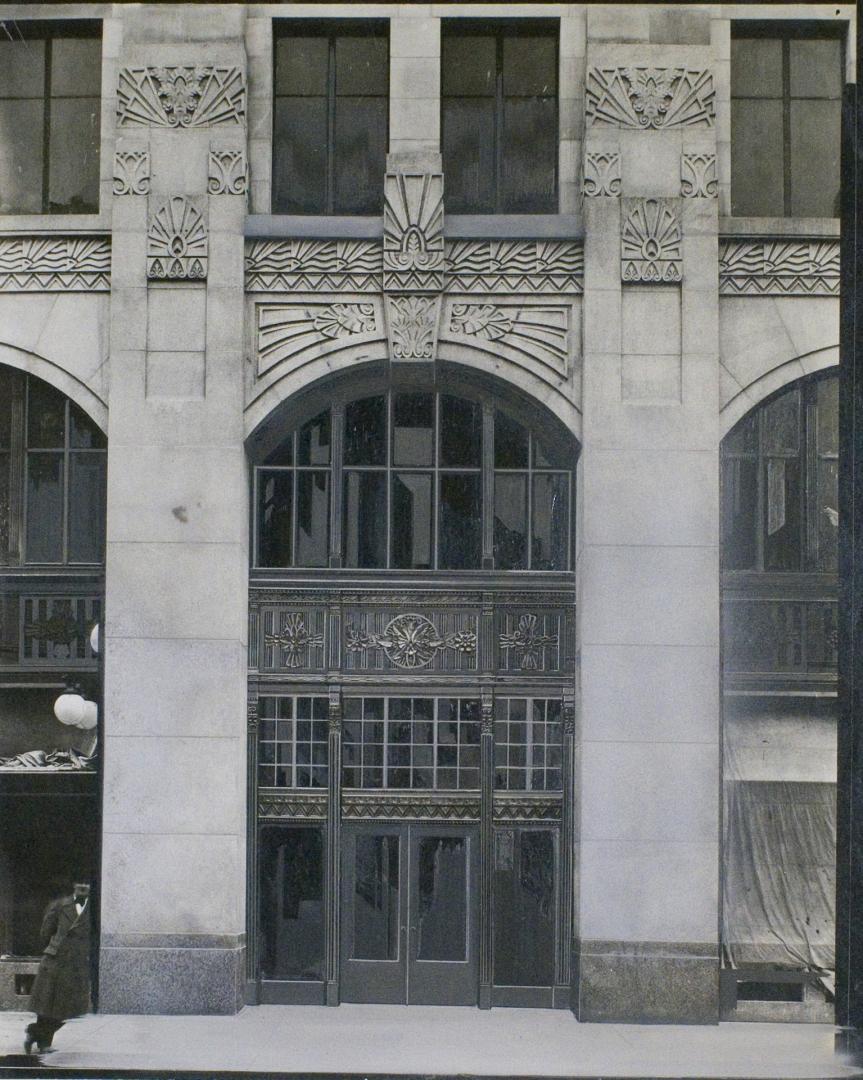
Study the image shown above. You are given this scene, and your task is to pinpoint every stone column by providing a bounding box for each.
[100,7,249,1015]
[575,9,721,1023]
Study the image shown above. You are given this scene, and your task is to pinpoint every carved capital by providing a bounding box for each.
[208,149,247,195]
[681,152,717,198]
[383,171,445,292]
[480,689,494,736]
[621,198,682,283]
[147,196,208,280]
[384,294,442,363]
[247,698,259,733]
[584,151,621,197]
[328,687,342,734]
[113,150,150,196]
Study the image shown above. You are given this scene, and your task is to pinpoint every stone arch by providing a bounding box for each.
[0,341,108,434]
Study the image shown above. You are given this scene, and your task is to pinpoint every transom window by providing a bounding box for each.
[494,697,562,791]
[730,24,842,218]
[721,374,837,573]
[0,20,101,214]
[258,695,330,788]
[442,20,558,214]
[272,20,388,214]
[253,389,574,571]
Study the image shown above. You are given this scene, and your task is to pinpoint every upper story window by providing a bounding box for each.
[721,373,837,574]
[272,20,388,215]
[253,386,575,572]
[731,24,843,217]
[0,368,106,566]
[442,20,558,214]
[0,20,101,215]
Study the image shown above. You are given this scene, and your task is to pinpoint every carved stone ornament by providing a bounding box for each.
[445,240,583,294]
[0,237,110,293]
[447,303,570,379]
[586,66,715,130]
[208,149,247,195]
[343,791,480,822]
[681,153,717,198]
[247,698,259,733]
[264,612,325,669]
[113,150,150,196]
[584,151,621,197]
[245,239,381,293]
[499,613,560,671]
[384,294,442,362]
[383,172,445,292]
[257,302,379,377]
[117,66,246,128]
[719,239,839,296]
[621,199,682,283]
[147,196,208,280]
[346,613,476,669]
[259,793,327,819]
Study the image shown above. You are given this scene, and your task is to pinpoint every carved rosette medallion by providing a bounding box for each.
[586,66,715,129]
[147,196,208,280]
[113,150,151,196]
[208,149,247,195]
[584,151,621,197]
[117,66,246,128]
[621,199,682,283]
[681,153,717,198]
[346,613,476,669]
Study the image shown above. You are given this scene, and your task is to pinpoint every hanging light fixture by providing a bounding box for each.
[89,623,100,656]
[54,688,87,727]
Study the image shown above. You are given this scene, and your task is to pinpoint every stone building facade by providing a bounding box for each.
[0,2,853,1026]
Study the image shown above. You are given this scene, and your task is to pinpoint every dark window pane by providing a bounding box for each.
[764,457,802,571]
[532,473,568,570]
[26,453,63,562]
[259,826,324,981]
[730,99,784,217]
[393,392,434,467]
[817,455,838,573]
[335,34,388,96]
[790,99,841,217]
[273,97,327,214]
[48,97,100,213]
[440,473,481,569]
[298,409,331,465]
[721,458,758,571]
[494,828,555,986]
[51,37,102,97]
[501,97,557,212]
[392,473,433,569]
[442,98,495,214]
[27,381,66,449]
[275,36,329,95]
[731,37,783,98]
[494,473,527,570]
[296,470,330,566]
[0,369,20,448]
[534,432,569,468]
[343,471,387,568]
[258,470,293,567]
[440,395,481,467]
[442,35,495,95]
[0,100,44,214]
[502,34,557,96]
[816,377,839,457]
[333,97,387,214]
[789,38,842,98]
[417,836,468,961]
[69,403,106,449]
[724,412,759,456]
[495,410,529,468]
[68,453,105,563]
[344,395,386,466]
[0,40,45,96]
[762,389,799,455]
[352,833,399,960]
[0,452,10,565]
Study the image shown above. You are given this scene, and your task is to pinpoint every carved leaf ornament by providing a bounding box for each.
[147,197,208,280]
[586,66,714,129]
[621,199,682,283]
[346,613,477,669]
[264,612,324,668]
[499,613,559,670]
[117,66,246,128]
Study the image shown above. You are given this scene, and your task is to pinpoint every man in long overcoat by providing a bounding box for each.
[24,881,91,1054]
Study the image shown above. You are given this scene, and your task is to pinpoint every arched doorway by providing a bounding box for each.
[245,367,578,1008]
[719,370,838,1020]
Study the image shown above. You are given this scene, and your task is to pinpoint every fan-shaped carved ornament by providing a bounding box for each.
[147,197,208,280]
[621,199,682,283]
[117,66,245,128]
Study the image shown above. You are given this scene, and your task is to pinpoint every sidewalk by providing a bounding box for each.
[0,1005,861,1079]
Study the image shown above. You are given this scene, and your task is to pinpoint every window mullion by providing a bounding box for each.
[482,403,495,569]
[494,30,504,213]
[62,401,70,564]
[782,35,792,217]
[327,34,336,215]
[9,375,24,564]
[330,403,344,567]
[41,37,52,214]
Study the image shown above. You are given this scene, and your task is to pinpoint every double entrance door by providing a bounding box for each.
[341,823,478,1005]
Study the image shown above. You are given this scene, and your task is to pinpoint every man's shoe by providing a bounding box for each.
[23,1033,35,1055]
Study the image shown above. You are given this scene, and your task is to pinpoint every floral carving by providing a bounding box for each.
[584,151,621,197]
[449,304,513,340]
[117,66,245,128]
[499,614,559,671]
[264,613,325,669]
[719,240,839,296]
[346,614,476,669]
[313,303,376,339]
[0,237,110,292]
[256,303,381,377]
[586,67,714,130]
[147,196,208,280]
[113,150,150,196]
[385,295,440,362]
[621,199,682,283]
[208,149,247,195]
[383,171,445,291]
[446,303,570,378]
[681,153,717,198]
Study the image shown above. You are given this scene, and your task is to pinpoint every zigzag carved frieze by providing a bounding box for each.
[0,237,111,292]
[719,239,839,297]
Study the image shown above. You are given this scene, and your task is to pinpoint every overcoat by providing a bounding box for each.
[28,896,91,1019]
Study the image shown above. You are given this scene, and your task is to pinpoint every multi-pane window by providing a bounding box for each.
[257,695,329,788]
[442,21,558,214]
[0,369,106,566]
[494,697,562,791]
[0,21,101,214]
[273,21,388,214]
[254,390,574,571]
[342,697,480,790]
[721,374,837,573]
[731,25,842,217]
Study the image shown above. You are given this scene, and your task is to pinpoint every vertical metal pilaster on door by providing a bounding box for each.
[245,695,260,1001]
[478,687,494,1008]
[325,686,342,1005]
[557,689,575,999]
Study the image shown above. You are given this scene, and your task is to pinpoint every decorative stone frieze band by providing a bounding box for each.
[245,240,382,293]
[113,150,151,196]
[621,199,682,283]
[586,66,715,129]
[718,239,840,296]
[117,66,246,127]
[681,153,717,198]
[584,151,621,197]
[147,196,208,280]
[208,149,247,195]
[445,240,584,294]
[0,237,111,292]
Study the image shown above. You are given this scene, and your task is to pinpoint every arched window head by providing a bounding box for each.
[251,384,576,572]
[721,372,837,574]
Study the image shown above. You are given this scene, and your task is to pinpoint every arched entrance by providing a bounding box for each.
[245,366,578,1008]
